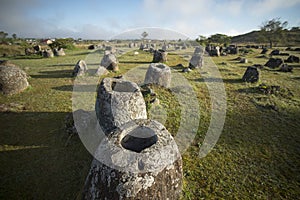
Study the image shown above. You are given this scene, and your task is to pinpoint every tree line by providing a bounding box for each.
[197,18,299,48]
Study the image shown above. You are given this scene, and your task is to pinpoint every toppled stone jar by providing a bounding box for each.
[82,119,183,200]
[95,78,147,134]
[144,63,171,88]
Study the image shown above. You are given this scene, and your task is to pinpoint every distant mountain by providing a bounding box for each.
[231,28,300,46]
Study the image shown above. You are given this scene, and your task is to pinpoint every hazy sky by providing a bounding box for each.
[0,0,299,39]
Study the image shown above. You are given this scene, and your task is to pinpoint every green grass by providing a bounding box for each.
[0,44,25,57]
[0,47,300,199]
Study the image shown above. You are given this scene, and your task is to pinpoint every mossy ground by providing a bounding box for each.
[0,47,300,199]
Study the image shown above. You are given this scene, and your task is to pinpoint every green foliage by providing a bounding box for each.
[259,18,288,48]
[0,31,8,39]
[231,28,300,46]
[207,33,231,46]
[0,44,24,56]
[12,33,17,40]
[48,38,76,50]
[196,35,208,46]
[290,26,300,31]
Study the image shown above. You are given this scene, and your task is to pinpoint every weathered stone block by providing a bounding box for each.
[73,60,88,76]
[189,54,204,69]
[152,49,167,63]
[100,52,118,71]
[265,58,283,68]
[95,78,147,134]
[42,49,54,58]
[242,66,259,83]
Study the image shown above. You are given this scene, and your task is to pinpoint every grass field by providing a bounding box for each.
[0,46,300,199]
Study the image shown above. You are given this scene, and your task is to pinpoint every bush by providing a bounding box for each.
[48,38,76,50]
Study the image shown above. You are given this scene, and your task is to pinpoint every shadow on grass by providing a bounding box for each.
[219,68,232,72]
[169,64,187,71]
[71,52,91,56]
[120,61,152,64]
[31,70,73,78]
[0,111,92,200]
[290,64,300,68]
[217,108,300,190]
[48,63,75,67]
[48,62,101,68]
[292,76,300,80]
[70,49,103,56]
[53,84,98,92]
[237,87,261,94]
[194,77,243,83]
[11,55,43,59]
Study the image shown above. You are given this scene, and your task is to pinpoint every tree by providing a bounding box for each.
[196,35,208,45]
[207,34,231,46]
[290,27,300,31]
[141,31,148,40]
[0,31,8,39]
[48,38,75,50]
[259,18,288,48]
[12,33,17,40]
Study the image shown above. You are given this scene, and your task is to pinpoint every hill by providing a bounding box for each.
[231,28,300,46]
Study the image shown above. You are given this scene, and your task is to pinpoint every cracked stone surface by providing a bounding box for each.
[0,64,29,95]
[100,52,118,71]
[73,60,88,76]
[189,47,204,69]
[82,119,182,200]
[152,49,167,63]
[95,78,147,135]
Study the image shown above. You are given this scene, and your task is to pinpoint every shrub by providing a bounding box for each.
[48,38,76,50]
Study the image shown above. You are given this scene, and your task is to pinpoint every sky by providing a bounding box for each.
[0,0,300,40]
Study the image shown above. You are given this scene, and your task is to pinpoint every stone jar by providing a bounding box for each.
[95,78,147,134]
[82,119,183,200]
[144,63,171,88]
[152,49,167,63]
[0,65,29,95]
[42,49,54,58]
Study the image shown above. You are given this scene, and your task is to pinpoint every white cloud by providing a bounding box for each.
[140,0,247,38]
[143,0,211,19]
[249,0,300,15]
[218,0,243,16]
[1,0,299,39]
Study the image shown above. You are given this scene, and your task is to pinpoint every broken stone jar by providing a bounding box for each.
[82,119,183,200]
[95,78,147,135]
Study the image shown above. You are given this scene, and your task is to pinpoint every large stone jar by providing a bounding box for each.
[144,63,171,88]
[95,78,147,134]
[82,119,183,200]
